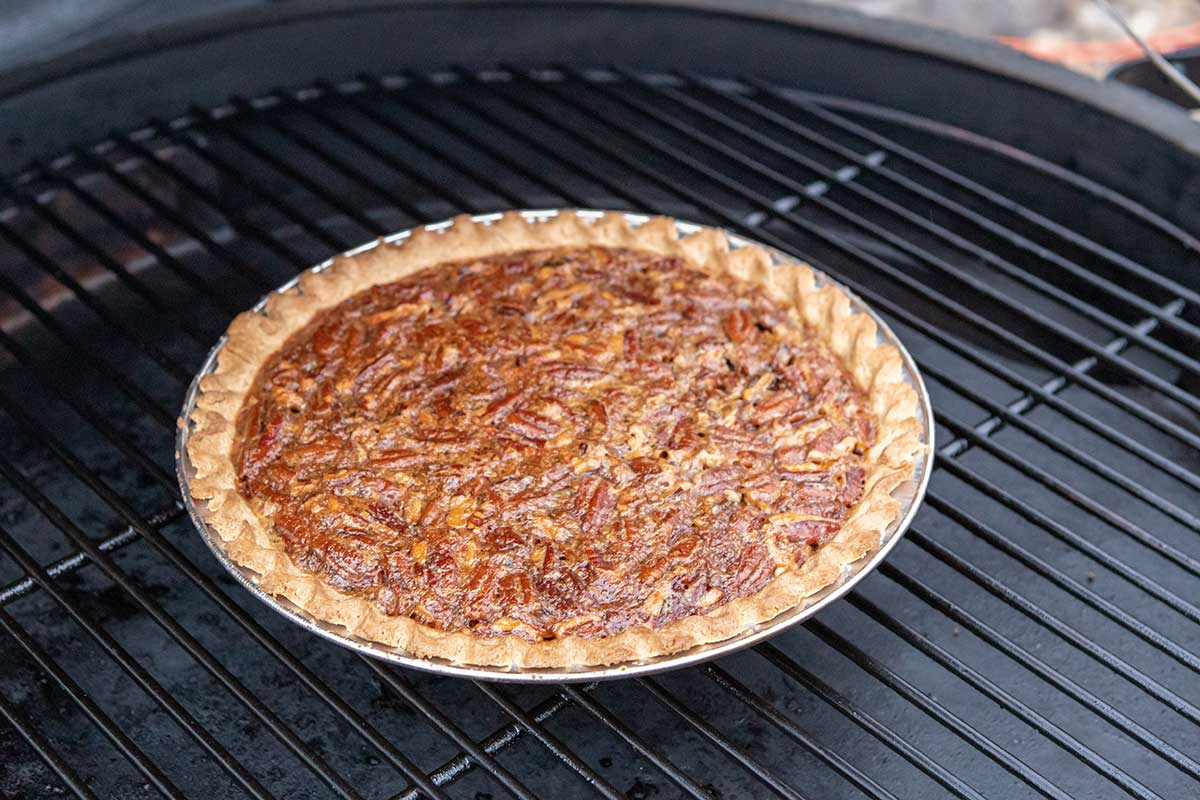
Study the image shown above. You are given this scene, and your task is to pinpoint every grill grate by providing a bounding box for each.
[0,68,1198,800]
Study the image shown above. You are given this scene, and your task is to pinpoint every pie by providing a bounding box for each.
[185,211,922,668]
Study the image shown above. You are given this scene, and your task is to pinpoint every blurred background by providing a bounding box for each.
[2,0,1199,78]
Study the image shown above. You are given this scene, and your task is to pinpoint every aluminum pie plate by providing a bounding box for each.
[176,209,934,683]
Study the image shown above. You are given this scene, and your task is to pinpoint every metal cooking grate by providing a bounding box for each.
[0,67,1198,800]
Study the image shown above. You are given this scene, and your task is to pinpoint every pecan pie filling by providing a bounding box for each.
[234,245,874,641]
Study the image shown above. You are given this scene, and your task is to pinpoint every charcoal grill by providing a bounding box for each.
[2,2,1199,799]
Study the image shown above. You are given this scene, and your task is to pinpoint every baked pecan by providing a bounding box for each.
[587,400,609,428]
[722,308,756,344]
[505,409,563,441]
[540,361,608,382]
[574,475,616,534]
[726,542,775,595]
[233,243,873,640]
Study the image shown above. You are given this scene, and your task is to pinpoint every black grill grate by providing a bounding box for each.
[0,68,1198,800]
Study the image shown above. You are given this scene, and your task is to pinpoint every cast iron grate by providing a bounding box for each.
[0,67,1198,800]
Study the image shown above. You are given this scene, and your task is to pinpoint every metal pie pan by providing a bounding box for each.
[176,209,935,683]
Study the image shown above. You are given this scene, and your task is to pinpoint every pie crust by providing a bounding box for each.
[185,211,922,668]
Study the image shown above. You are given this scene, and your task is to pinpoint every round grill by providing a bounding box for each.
[0,40,1198,800]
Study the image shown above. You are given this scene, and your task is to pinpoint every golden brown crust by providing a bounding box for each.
[185,211,923,667]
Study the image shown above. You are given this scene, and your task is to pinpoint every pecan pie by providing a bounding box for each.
[185,212,921,667]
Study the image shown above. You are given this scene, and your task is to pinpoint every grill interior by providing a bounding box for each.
[0,67,1198,800]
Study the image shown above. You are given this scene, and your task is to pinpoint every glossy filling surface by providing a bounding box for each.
[235,245,873,640]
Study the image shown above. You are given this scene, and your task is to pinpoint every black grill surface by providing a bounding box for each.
[1,68,1199,800]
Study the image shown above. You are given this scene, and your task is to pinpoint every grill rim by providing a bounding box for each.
[173,207,937,683]
[2,60,1199,800]
[2,0,1198,170]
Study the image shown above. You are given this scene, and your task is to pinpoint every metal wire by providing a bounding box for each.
[742,76,1200,289]
[696,74,1200,312]
[0,692,99,800]
[844,590,1164,800]
[701,665,900,800]
[599,69,1200,354]
[0,525,276,800]
[1093,0,1200,107]
[1,69,1197,800]
[0,178,218,348]
[633,677,811,800]
[348,71,1171,796]
[515,73,1200,426]
[0,606,186,800]
[875,561,1200,781]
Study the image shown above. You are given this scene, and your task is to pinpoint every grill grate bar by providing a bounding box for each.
[115,134,320,270]
[805,620,1072,800]
[701,665,899,800]
[472,682,625,800]
[0,692,99,800]
[0,178,217,348]
[0,326,176,487]
[189,104,388,238]
[470,73,1200,453]
[0,217,193,383]
[928,457,1200,659]
[0,504,180,606]
[743,77,1200,308]
[0,606,185,799]
[0,368,454,798]
[237,94,428,225]
[845,589,1166,800]
[559,685,714,800]
[926,324,1200,530]
[0,457,368,800]
[597,70,1200,359]
[937,297,1176,443]
[70,147,279,294]
[0,525,277,800]
[153,126,352,254]
[519,72,1200,422]
[908,524,1200,727]
[353,77,570,212]
[33,163,246,317]
[695,77,1200,330]
[633,676,809,800]
[939,297,1185,463]
[752,644,987,800]
[361,660,538,800]
[312,80,506,213]
[391,690,577,800]
[250,73,1190,786]
[878,560,1200,781]
[0,263,177,428]
[407,74,1200,500]
[936,414,1200,589]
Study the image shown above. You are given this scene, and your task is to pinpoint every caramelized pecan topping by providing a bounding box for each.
[235,246,872,640]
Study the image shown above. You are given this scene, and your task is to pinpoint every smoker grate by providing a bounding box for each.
[0,67,1198,800]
